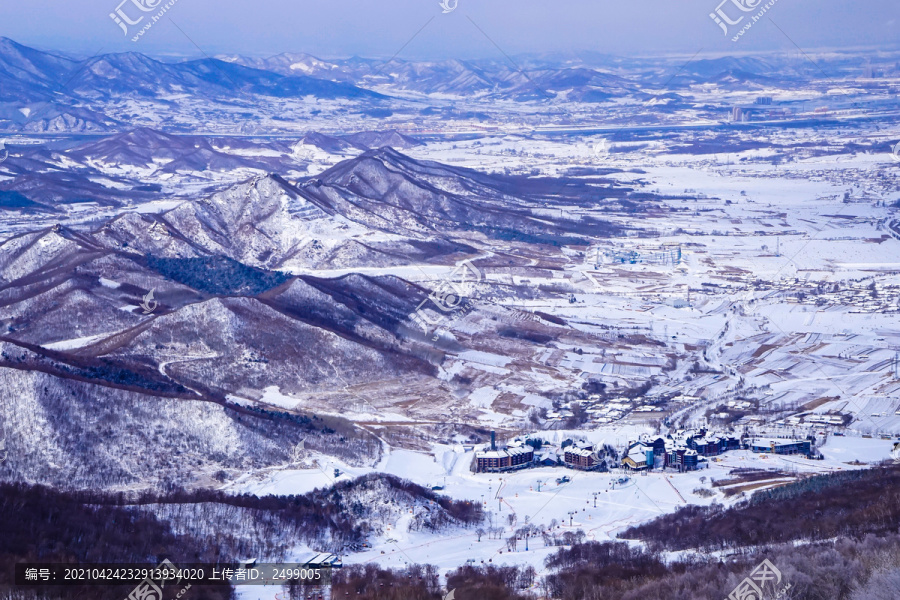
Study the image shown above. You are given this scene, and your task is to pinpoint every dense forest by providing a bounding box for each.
[317,563,535,600]
[145,255,292,296]
[621,463,900,551]
[0,482,233,600]
[541,535,900,600]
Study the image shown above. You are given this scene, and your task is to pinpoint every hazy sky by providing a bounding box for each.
[1,0,898,60]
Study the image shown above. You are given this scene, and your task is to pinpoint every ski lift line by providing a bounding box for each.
[320,357,386,421]
[664,475,687,504]
[494,479,506,500]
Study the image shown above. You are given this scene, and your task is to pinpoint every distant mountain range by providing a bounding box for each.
[0,37,383,103]
[0,37,637,110]
[0,37,802,109]
[0,127,639,223]
[220,51,805,96]
[0,37,388,132]
[223,53,637,99]
[0,36,879,134]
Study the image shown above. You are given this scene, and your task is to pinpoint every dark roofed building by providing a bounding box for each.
[475,446,534,472]
[564,446,597,470]
[750,438,811,456]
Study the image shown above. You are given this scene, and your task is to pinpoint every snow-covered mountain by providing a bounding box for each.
[0,215,434,489]
[296,129,422,155]
[297,146,623,240]
[0,37,78,102]
[225,53,637,99]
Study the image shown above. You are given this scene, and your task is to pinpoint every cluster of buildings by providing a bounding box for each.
[543,396,651,427]
[730,97,791,122]
[622,429,742,472]
[622,429,815,472]
[784,413,845,427]
[863,63,883,79]
[473,435,613,473]
[784,278,899,314]
[584,398,634,425]
[569,394,669,426]
[601,244,683,267]
[473,429,815,474]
